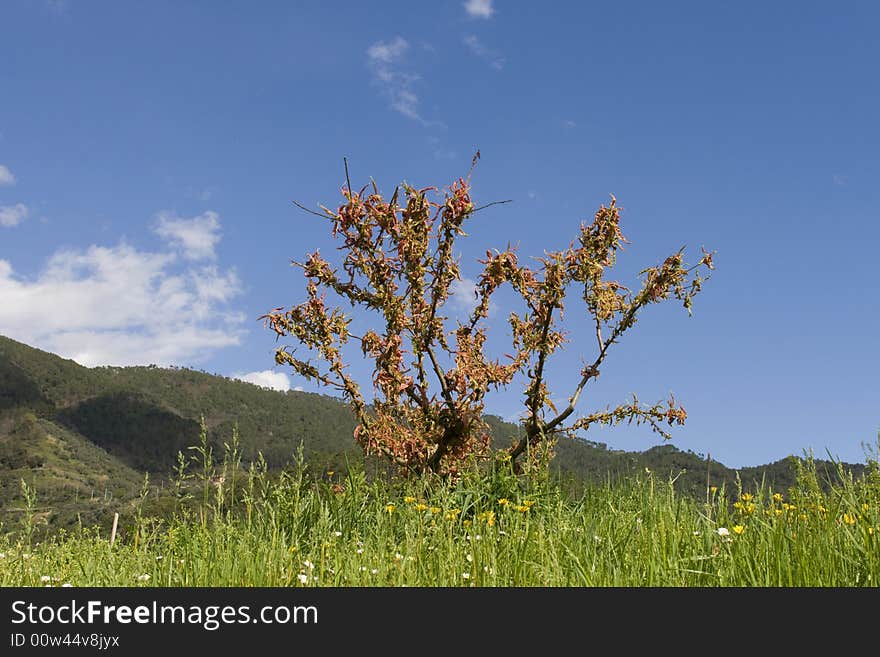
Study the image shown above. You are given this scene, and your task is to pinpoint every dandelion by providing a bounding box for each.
[415,503,428,512]
[515,505,529,513]
[523,500,535,509]
[772,493,783,503]
[429,506,441,514]
[385,504,396,514]
[403,496,416,504]
[717,527,730,537]
[733,525,745,535]
[862,503,871,513]
[297,573,309,584]
[40,575,51,583]
[326,471,334,477]
[445,509,461,521]
[774,509,783,517]
[868,527,875,535]
[841,513,857,526]
[136,574,150,582]
[498,498,509,506]
[709,486,718,494]
[741,493,754,502]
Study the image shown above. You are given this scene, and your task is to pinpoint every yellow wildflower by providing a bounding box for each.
[385,504,396,514]
[740,493,754,502]
[429,506,441,514]
[415,503,428,512]
[497,498,510,506]
[403,496,417,504]
[841,513,856,526]
[772,493,783,503]
[733,525,745,535]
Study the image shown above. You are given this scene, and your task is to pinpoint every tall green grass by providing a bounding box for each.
[1,440,878,587]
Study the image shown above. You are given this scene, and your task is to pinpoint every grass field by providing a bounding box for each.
[2,440,878,588]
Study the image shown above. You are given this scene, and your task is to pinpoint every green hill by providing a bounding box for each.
[0,334,868,536]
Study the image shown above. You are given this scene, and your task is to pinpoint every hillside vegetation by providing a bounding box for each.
[0,334,868,537]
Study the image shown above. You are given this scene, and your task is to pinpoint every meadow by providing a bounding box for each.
[1,439,878,588]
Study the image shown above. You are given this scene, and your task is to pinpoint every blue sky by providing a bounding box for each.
[1,0,877,468]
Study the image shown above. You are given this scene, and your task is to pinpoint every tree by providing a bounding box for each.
[262,158,714,477]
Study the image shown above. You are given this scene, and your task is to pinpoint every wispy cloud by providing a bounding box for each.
[0,203,28,227]
[449,276,498,317]
[464,0,495,19]
[832,174,847,186]
[233,370,291,392]
[367,36,437,125]
[463,34,505,70]
[0,165,15,186]
[0,213,244,367]
[563,119,577,128]
[154,211,221,261]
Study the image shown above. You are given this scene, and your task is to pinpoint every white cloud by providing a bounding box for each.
[154,211,221,260]
[0,165,15,186]
[234,370,291,392]
[0,222,244,367]
[832,174,847,186]
[0,203,28,227]
[367,37,438,125]
[463,34,504,70]
[449,276,498,317]
[464,0,495,19]
[367,36,409,64]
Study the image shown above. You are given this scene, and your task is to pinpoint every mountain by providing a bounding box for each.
[0,334,869,534]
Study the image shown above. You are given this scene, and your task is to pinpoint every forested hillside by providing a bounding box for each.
[0,335,867,535]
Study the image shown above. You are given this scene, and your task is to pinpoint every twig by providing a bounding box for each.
[292,200,330,219]
[472,199,513,214]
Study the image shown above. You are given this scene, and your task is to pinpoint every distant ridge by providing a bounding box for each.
[0,334,868,533]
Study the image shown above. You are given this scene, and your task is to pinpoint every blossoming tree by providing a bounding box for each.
[262,158,714,477]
